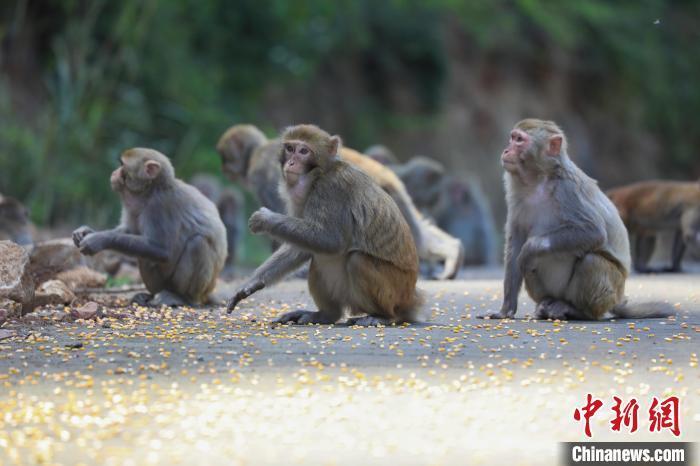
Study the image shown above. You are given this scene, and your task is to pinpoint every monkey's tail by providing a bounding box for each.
[401,288,427,323]
[609,299,675,319]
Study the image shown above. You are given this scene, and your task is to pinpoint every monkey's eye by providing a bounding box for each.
[515,135,523,143]
[285,144,294,152]
[300,147,309,155]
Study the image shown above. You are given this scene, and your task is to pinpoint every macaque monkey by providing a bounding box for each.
[72,148,227,306]
[217,125,463,279]
[190,174,244,274]
[227,124,421,325]
[435,177,498,265]
[482,119,671,320]
[364,144,399,166]
[0,194,33,245]
[607,180,700,273]
[388,156,498,266]
[393,156,447,215]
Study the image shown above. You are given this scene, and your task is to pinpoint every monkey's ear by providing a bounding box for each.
[547,135,563,157]
[144,160,162,179]
[329,136,342,156]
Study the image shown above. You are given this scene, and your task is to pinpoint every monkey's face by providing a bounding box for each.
[281,140,316,185]
[111,156,161,194]
[501,129,531,173]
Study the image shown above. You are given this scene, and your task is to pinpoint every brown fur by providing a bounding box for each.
[607,180,700,272]
[217,124,463,279]
[228,124,421,325]
[73,148,227,306]
[481,119,671,321]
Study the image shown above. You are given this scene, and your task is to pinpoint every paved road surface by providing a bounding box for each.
[0,269,698,465]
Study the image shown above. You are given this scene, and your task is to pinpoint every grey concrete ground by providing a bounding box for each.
[0,269,698,465]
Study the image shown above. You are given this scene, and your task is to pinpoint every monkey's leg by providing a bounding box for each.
[418,222,464,280]
[171,235,222,305]
[563,254,625,320]
[346,253,419,324]
[665,230,685,273]
[633,234,656,273]
[522,253,577,311]
[274,259,343,325]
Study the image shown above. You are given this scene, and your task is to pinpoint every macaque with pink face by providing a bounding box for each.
[227,124,421,326]
[481,119,671,320]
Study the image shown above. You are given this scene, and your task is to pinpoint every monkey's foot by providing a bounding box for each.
[150,290,187,307]
[273,310,338,325]
[536,299,576,320]
[436,242,465,280]
[131,292,153,307]
[131,291,187,307]
[477,310,514,319]
[346,316,392,326]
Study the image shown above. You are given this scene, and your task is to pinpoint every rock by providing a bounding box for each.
[70,301,100,320]
[28,238,85,284]
[0,241,35,315]
[0,308,8,326]
[34,280,76,307]
[55,266,107,290]
[0,329,15,340]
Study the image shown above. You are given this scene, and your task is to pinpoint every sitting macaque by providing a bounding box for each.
[72,148,227,306]
[217,125,463,279]
[607,180,700,273]
[0,194,33,246]
[227,125,421,325]
[434,177,499,265]
[481,119,672,320]
[394,156,499,266]
[190,173,244,275]
[393,156,447,215]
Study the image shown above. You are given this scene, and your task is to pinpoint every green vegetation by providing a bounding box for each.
[1,1,698,250]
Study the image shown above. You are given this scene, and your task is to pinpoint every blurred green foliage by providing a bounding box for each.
[0,0,698,264]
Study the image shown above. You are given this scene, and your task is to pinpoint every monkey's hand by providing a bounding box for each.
[75,232,103,256]
[248,207,275,235]
[72,225,95,248]
[76,232,106,256]
[227,280,265,313]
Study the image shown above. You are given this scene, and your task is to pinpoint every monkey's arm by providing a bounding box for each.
[519,222,606,270]
[500,231,526,317]
[249,208,346,255]
[72,224,128,247]
[228,244,311,312]
[77,231,169,261]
